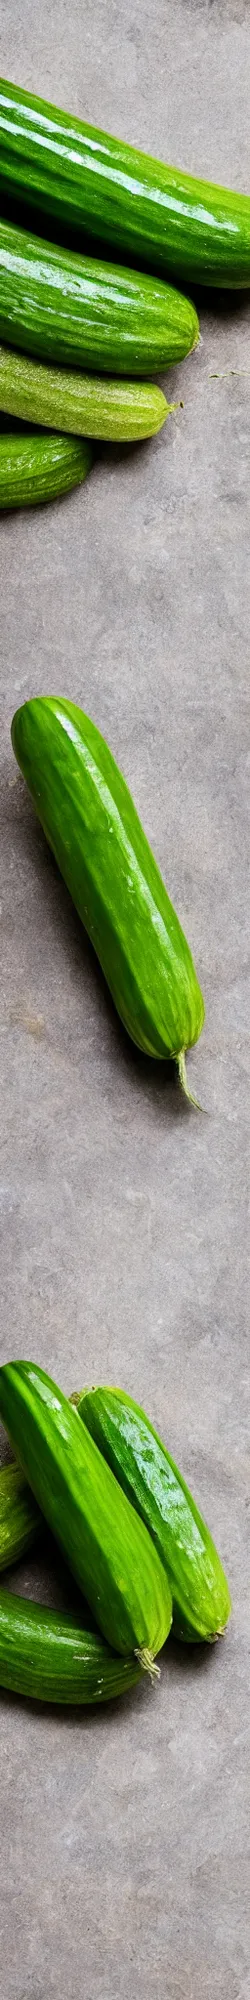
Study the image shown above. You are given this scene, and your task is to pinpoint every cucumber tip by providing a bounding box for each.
[135,1648,161,1683]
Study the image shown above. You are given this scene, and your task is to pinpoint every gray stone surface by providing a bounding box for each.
[0,3,249,1996]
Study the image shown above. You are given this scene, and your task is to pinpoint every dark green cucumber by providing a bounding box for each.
[0,1464,40,1570]
[0,219,198,378]
[0,1588,142,1704]
[0,78,249,287]
[0,344,168,443]
[11,697,204,1098]
[0,1364,172,1669]
[0,427,93,509]
[78,1387,231,1644]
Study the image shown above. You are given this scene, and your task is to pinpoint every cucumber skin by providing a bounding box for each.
[0,1363,172,1660]
[0,1589,142,1703]
[11,696,204,1065]
[0,429,93,509]
[78,1387,231,1643]
[0,1464,40,1570]
[0,219,198,378]
[0,78,249,288]
[0,344,168,442]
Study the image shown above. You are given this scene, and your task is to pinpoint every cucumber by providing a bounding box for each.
[0,77,249,288]
[0,427,93,509]
[0,1588,143,1703]
[0,1463,40,1570]
[0,343,168,443]
[78,1387,231,1643]
[0,1364,172,1669]
[0,219,198,378]
[11,696,204,1100]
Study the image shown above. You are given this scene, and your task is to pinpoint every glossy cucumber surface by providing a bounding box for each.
[0,1464,40,1570]
[0,343,168,442]
[0,219,198,377]
[0,1588,142,1703]
[78,1387,231,1643]
[11,697,205,1090]
[0,427,93,508]
[0,1363,172,1664]
[0,78,249,286]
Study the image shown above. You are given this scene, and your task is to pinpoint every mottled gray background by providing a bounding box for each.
[0,4,249,1997]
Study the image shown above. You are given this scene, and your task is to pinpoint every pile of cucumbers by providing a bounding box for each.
[0,72,241,1714]
[0,1362,231,1707]
[0,75,250,504]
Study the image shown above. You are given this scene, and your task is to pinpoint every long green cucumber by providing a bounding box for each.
[0,1364,172,1669]
[0,1588,142,1704]
[0,78,249,288]
[0,427,93,509]
[78,1386,231,1643]
[0,219,198,378]
[0,344,168,443]
[11,697,204,1100]
[0,1464,40,1570]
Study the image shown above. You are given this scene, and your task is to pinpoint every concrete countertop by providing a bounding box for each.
[0,5,249,1997]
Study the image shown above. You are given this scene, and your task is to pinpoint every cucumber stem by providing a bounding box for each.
[177,1048,204,1112]
[166,400,183,416]
[135,1648,161,1682]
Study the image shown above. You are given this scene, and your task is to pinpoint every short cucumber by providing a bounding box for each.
[0,218,199,378]
[0,77,249,287]
[0,1364,172,1669]
[0,1588,142,1704]
[78,1386,231,1643]
[11,697,205,1101]
[0,426,93,509]
[0,344,168,442]
[0,1464,40,1570]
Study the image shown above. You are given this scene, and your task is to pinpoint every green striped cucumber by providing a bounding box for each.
[0,1364,172,1668]
[0,1463,40,1570]
[0,219,199,378]
[0,1588,142,1703]
[0,344,168,442]
[0,77,249,287]
[78,1386,231,1643]
[0,427,93,508]
[11,697,205,1100]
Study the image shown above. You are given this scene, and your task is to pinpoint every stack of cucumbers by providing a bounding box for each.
[0,72,241,1713]
[0,1362,231,1707]
[0,75,249,505]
